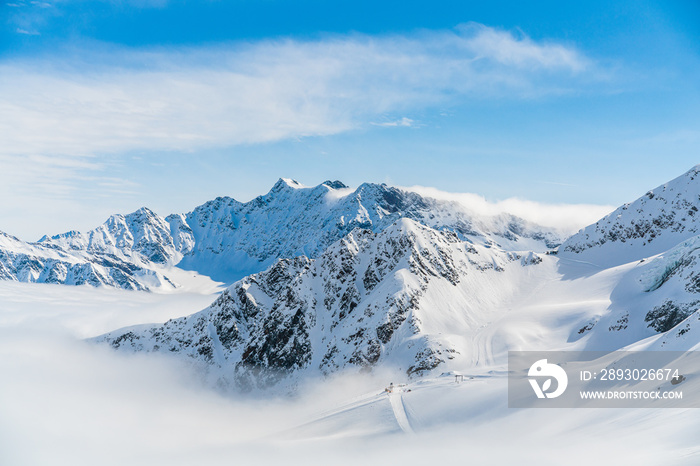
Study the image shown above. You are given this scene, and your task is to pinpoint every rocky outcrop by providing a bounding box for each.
[94,219,529,391]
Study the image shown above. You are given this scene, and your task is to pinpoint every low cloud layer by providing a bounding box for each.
[0,282,693,466]
[403,185,615,234]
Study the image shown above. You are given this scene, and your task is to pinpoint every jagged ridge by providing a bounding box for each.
[0,179,561,289]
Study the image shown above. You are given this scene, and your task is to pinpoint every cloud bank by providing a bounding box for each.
[402,185,615,234]
[0,282,692,466]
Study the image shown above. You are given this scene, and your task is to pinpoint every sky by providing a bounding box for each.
[1,0,699,240]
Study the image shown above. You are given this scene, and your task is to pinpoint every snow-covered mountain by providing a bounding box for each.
[169,178,561,282]
[577,232,700,352]
[38,207,185,266]
[4,167,700,392]
[0,229,173,290]
[92,166,700,392]
[560,165,700,267]
[94,218,546,391]
[0,179,561,290]
[550,165,700,353]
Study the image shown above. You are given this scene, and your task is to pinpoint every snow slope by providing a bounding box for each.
[284,368,698,466]
[585,235,700,352]
[554,166,700,352]
[560,165,700,267]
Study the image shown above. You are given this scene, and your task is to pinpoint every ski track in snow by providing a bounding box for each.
[388,391,414,434]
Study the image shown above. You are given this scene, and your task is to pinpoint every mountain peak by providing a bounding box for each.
[271,178,305,192]
[560,164,700,267]
[322,180,348,190]
[131,206,158,217]
[38,229,81,243]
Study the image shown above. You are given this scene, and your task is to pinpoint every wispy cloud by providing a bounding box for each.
[16,28,40,35]
[6,0,54,36]
[0,24,595,159]
[458,23,588,71]
[0,24,603,239]
[0,153,142,240]
[371,117,415,127]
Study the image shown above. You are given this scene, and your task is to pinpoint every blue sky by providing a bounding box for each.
[1,0,699,239]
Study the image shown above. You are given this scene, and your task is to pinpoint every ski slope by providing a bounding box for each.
[388,391,414,434]
[281,368,699,465]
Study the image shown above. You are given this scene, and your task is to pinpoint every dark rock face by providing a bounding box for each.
[645,301,696,333]
[407,347,446,376]
[323,180,348,190]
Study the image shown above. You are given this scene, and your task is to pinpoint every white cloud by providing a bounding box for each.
[16,28,40,35]
[457,23,588,71]
[372,117,415,127]
[0,24,601,240]
[0,24,592,159]
[401,185,615,235]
